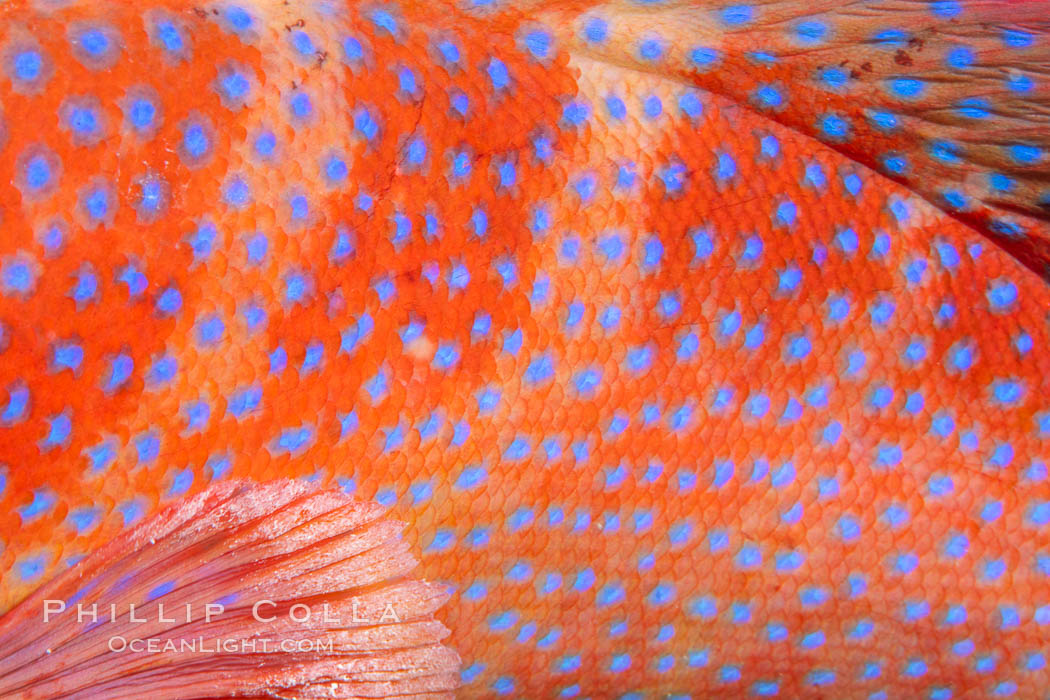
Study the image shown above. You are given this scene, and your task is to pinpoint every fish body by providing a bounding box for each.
[0,0,1049,697]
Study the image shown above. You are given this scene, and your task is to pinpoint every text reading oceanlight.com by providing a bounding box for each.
[106,637,336,654]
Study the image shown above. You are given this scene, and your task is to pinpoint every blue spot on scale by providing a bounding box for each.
[795,20,827,43]
[638,38,664,61]
[523,30,551,59]
[2,255,37,297]
[643,95,663,119]
[947,46,975,69]
[223,176,252,208]
[425,529,455,553]
[1002,29,1033,47]
[12,49,44,83]
[224,5,254,32]
[75,28,113,58]
[1009,143,1042,165]
[253,130,277,158]
[289,30,315,56]
[488,58,510,90]
[991,379,1024,405]
[19,489,56,521]
[369,9,397,34]
[720,5,754,25]
[562,101,590,126]
[1006,73,1033,93]
[748,51,777,66]
[871,29,910,47]
[182,120,212,161]
[436,40,460,64]
[154,21,184,53]
[102,354,133,393]
[17,553,48,582]
[690,46,719,69]
[289,92,313,120]
[40,412,72,450]
[753,85,783,110]
[932,0,961,16]
[121,96,157,135]
[65,103,101,140]
[715,152,736,181]
[219,70,251,104]
[583,17,607,43]
[986,279,1018,310]
[23,153,56,194]
[818,67,849,90]
[196,315,225,346]
[324,155,349,183]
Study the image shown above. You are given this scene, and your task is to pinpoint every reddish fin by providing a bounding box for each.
[0,480,460,699]
[534,0,1050,278]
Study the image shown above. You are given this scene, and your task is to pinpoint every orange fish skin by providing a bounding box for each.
[0,0,1048,698]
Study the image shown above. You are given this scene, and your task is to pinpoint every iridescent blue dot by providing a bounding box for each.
[289,92,313,120]
[154,21,184,53]
[690,46,719,69]
[947,46,975,69]
[12,50,43,82]
[721,5,754,25]
[77,29,110,56]
[638,38,664,61]
[583,17,608,43]
[128,97,157,131]
[182,122,211,160]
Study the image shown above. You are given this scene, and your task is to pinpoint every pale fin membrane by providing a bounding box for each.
[0,480,460,699]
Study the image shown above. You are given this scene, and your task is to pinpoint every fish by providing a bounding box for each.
[0,0,1047,696]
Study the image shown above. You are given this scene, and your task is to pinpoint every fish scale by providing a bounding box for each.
[0,0,1048,697]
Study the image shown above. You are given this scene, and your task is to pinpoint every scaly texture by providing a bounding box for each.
[0,0,1048,697]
